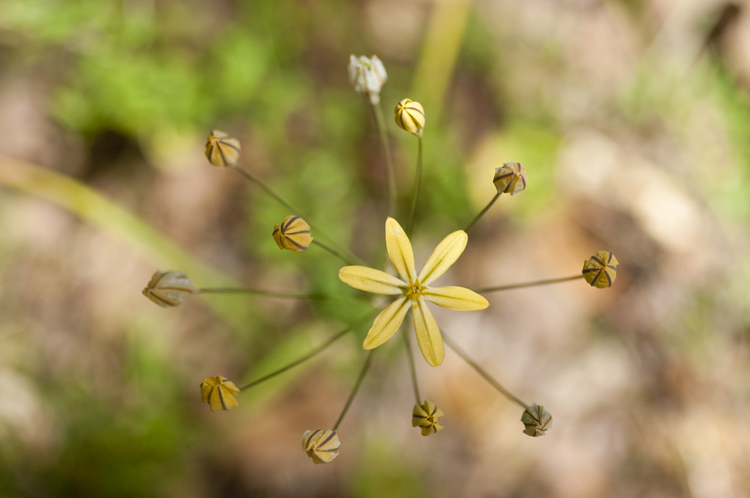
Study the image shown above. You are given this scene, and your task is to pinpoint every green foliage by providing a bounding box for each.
[711,65,750,222]
[0,336,198,498]
[350,438,427,498]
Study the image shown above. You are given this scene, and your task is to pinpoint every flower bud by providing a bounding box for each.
[205,130,241,167]
[200,376,240,412]
[272,215,313,252]
[348,55,388,104]
[142,271,197,308]
[412,400,444,436]
[493,162,528,195]
[582,251,618,289]
[302,429,341,464]
[394,99,425,136]
[521,403,552,437]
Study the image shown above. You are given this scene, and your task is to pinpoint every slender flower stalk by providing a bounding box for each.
[464,193,500,233]
[475,275,584,294]
[465,162,528,232]
[406,135,423,237]
[311,239,356,266]
[196,288,330,299]
[230,165,362,266]
[240,317,373,391]
[402,327,421,404]
[443,333,529,410]
[370,100,397,217]
[333,350,376,430]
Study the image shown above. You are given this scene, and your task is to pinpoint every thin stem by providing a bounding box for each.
[230,165,362,265]
[311,239,355,266]
[475,275,584,294]
[231,165,304,218]
[464,193,500,233]
[402,327,421,404]
[239,316,373,391]
[406,135,423,236]
[371,100,397,217]
[333,350,376,430]
[196,288,327,299]
[443,333,528,410]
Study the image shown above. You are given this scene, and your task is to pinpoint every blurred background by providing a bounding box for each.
[1,0,750,496]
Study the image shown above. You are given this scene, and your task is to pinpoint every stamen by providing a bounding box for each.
[405,280,426,300]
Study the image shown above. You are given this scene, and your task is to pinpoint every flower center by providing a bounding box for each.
[406,280,426,301]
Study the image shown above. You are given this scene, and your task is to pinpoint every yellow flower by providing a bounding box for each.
[394,99,425,136]
[272,215,313,252]
[339,217,488,367]
[200,376,240,412]
[412,400,445,436]
[582,251,618,288]
[302,429,341,464]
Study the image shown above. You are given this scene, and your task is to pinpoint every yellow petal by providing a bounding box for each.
[272,225,285,250]
[412,404,429,427]
[423,400,444,418]
[205,130,241,167]
[302,429,341,464]
[208,385,239,412]
[221,379,240,394]
[423,286,489,311]
[385,217,417,284]
[277,215,313,252]
[412,297,445,367]
[200,379,214,403]
[421,423,444,436]
[417,230,468,286]
[363,296,410,350]
[339,266,406,295]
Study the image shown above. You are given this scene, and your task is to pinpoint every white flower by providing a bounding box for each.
[348,55,388,104]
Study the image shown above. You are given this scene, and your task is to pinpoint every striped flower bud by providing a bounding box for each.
[348,55,388,104]
[142,271,197,308]
[272,215,313,252]
[394,99,425,136]
[493,162,528,195]
[200,376,240,412]
[521,403,552,437]
[302,429,341,464]
[205,130,241,167]
[412,400,444,436]
[582,251,618,289]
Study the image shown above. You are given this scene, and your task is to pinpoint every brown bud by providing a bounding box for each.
[412,400,444,436]
[302,429,340,464]
[142,271,197,307]
[205,130,241,167]
[200,376,240,412]
[493,162,528,195]
[521,403,552,437]
[272,215,313,252]
[582,251,618,289]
